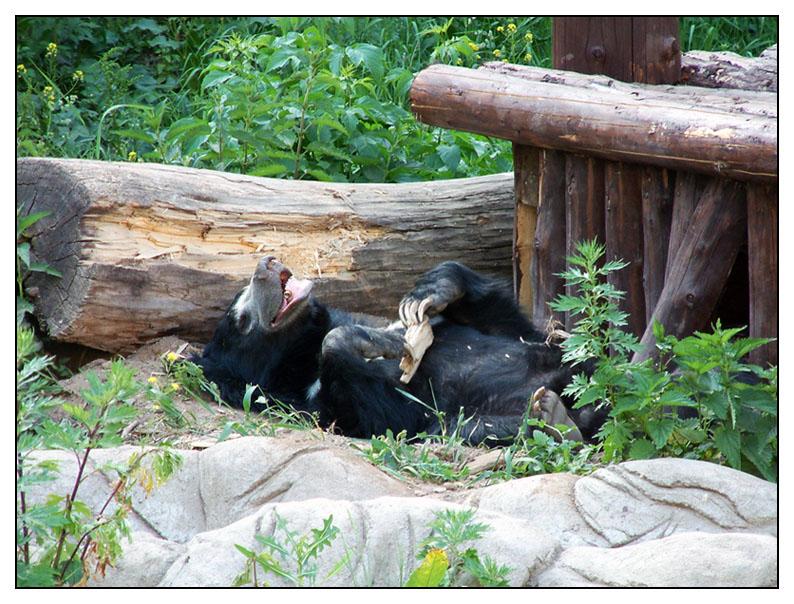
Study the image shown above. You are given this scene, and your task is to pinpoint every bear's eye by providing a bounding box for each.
[284,290,292,301]
[238,312,252,333]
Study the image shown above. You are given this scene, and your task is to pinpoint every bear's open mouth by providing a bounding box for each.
[272,276,313,326]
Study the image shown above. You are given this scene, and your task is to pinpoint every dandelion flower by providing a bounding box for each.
[166,352,179,362]
[148,376,158,384]
[493,49,501,57]
[171,382,181,391]
[128,151,137,162]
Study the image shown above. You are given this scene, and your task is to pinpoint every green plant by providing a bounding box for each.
[16,347,183,586]
[16,208,62,325]
[485,415,598,482]
[233,512,349,587]
[411,508,512,587]
[550,239,777,480]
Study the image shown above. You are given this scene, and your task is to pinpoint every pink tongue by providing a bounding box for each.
[273,278,313,325]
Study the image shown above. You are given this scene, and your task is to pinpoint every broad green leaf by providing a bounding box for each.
[629,438,656,459]
[713,425,741,469]
[646,418,675,448]
[737,388,777,415]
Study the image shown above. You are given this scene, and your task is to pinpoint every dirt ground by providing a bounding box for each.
[53,336,497,494]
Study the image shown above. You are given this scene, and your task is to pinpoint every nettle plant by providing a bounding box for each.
[550,240,777,481]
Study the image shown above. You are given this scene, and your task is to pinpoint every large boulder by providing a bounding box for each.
[22,436,777,587]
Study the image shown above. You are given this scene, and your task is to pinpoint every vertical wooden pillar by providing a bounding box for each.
[605,163,645,338]
[544,16,681,335]
[641,167,674,325]
[513,144,539,317]
[747,183,778,366]
[531,149,567,329]
[565,155,605,331]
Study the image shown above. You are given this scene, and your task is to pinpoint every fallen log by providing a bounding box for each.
[680,44,777,92]
[17,158,515,353]
[411,64,777,183]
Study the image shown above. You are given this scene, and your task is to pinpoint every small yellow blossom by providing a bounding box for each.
[166,352,179,362]
[507,23,517,33]
[525,53,532,62]
[17,64,26,76]
[128,151,137,162]
[72,70,84,82]
[525,32,533,42]
[148,376,158,384]
[45,42,58,58]
[456,57,462,65]
[468,42,479,51]
[493,49,501,57]
[496,25,504,33]
[152,403,161,411]
[502,58,509,63]
[170,382,181,391]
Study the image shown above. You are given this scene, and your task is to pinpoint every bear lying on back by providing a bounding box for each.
[192,256,605,444]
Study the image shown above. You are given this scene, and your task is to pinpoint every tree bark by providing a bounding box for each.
[680,44,777,92]
[17,158,515,353]
[411,64,777,183]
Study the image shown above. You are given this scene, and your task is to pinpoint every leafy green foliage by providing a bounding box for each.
[416,508,512,586]
[550,239,777,481]
[16,330,183,586]
[233,513,348,587]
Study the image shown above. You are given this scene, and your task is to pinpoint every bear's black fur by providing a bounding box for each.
[192,257,605,444]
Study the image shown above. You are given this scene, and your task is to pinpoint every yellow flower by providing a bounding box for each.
[496,25,504,33]
[72,70,84,82]
[17,64,26,76]
[152,403,161,411]
[493,49,501,57]
[148,376,158,384]
[525,32,533,42]
[468,42,479,51]
[502,58,509,63]
[166,352,179,361]
[456,57,462,65]
[507,23,517,33]
[128,151,137,162]
[45,42,58,58]
[170,382,181,391]
[525,53,532,62]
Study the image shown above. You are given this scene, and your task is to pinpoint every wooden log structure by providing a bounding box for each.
[17,158,515,353]
[410,20,778,366]
[410,64,777,184]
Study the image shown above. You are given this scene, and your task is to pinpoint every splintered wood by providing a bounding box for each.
[399,320,434,383]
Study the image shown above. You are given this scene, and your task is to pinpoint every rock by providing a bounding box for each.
[572,459,778,546]
[22,438,777,587]
[536,532,778,587]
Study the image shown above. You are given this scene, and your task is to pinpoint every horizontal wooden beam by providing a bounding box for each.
[411,64,777,183]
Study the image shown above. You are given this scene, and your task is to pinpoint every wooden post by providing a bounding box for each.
[605,162,646,338]
[513,144,539,316]
[530,149,567,328]
[641,167,674,326]
[549,17,679,335]
[747,183,779,366]
[564,155,605,331]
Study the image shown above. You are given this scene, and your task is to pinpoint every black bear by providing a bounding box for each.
[192,256,605,444]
